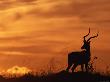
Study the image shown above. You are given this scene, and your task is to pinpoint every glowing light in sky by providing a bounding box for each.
[7,66,31,75]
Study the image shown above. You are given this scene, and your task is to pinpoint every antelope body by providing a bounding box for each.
[66,28,98,72]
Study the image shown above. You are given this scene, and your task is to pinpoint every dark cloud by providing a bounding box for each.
[27,0,110,25]
[16,0,37,3]
[0,0,110,24]
[0,1,13,10]
[0,40,66,54]
[0,0,37,10]
[0,36,27,41]
[27,2,75,17]
[12,12,23,21]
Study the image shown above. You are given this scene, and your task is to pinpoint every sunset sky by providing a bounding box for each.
[0,0,110,73]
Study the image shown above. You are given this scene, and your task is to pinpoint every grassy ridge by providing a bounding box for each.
[0,70,109,82]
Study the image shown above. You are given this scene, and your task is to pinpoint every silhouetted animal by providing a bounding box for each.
[66,28,98,72]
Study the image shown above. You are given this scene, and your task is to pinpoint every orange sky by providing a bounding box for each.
[0,0,110,73]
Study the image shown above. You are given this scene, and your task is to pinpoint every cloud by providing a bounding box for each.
[16,0,37,3]
[0,40,68,55]
[25,0,110,25]
[0,36,27,41]
[26,0,75,17]
[0,0,37,10]
[71,0,110,24]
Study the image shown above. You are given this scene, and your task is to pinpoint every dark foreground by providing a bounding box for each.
[0,71,110,82]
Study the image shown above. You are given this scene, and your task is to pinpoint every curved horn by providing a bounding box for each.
[87,33,98,42]
[84,28,90,41]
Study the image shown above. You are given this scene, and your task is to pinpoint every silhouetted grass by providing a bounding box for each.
[0,70,109,82]
[0,56,109,82]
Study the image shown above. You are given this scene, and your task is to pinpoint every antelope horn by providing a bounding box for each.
[87,33,98,42]
[84,28,90,41]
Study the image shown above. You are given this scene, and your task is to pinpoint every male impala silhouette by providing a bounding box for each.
[66,28,98,72]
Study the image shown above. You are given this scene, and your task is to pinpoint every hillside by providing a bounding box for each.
[0,71,109,82]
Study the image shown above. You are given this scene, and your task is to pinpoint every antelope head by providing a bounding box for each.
[81,28,98,50]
